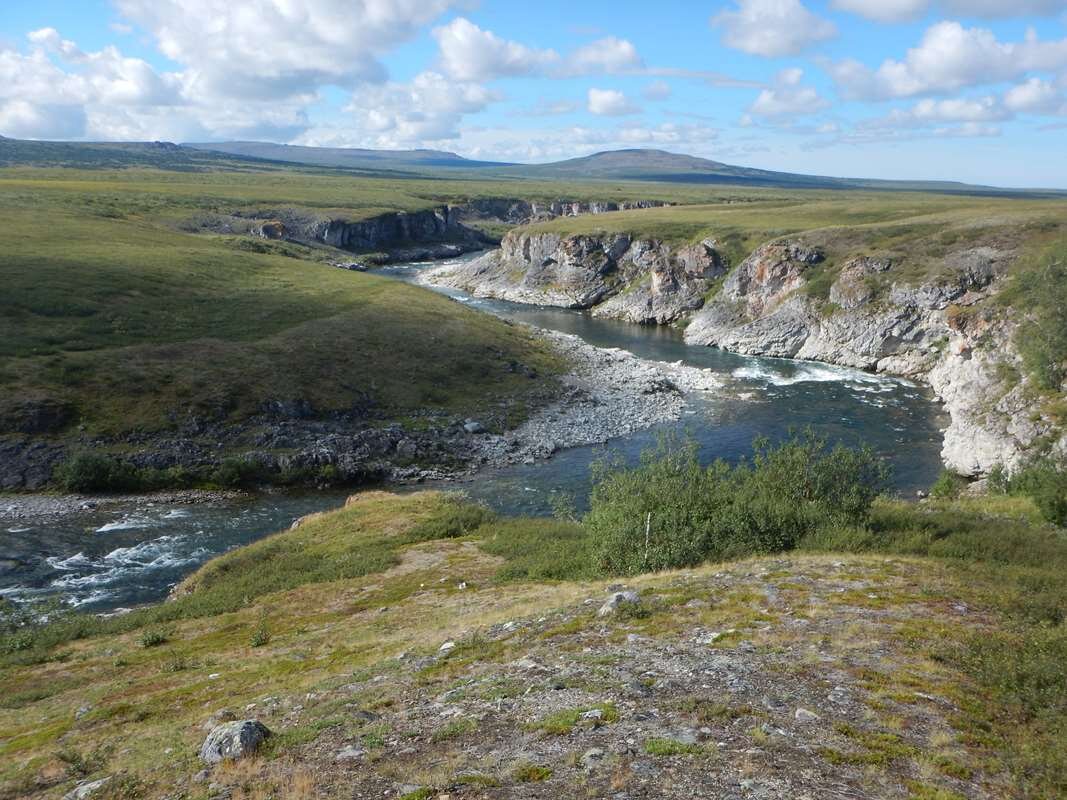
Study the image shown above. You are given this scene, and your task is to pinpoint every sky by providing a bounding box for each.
[2,0,1067,186]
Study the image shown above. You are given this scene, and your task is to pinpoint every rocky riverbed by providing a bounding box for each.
[467,329,721,467]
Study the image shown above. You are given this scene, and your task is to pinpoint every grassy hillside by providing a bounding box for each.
[0,167,597,449]
[1,485,1064,799]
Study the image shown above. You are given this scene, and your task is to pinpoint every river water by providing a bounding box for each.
[0,255,948,612]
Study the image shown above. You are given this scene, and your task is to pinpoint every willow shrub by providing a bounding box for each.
[585,432,890,575]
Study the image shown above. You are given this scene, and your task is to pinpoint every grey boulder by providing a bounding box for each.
[199,719,272,764]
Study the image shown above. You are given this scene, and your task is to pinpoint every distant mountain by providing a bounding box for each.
[2,136,1060,195]
[504,149,1003,193]
[184,141,509,170]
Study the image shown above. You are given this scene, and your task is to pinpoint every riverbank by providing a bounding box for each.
[0,489,246,522]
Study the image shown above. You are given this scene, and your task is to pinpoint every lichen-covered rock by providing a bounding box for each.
[198,719,271,764]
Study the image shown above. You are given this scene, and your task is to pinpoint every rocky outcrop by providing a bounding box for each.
[685,241,1054,475]
[196,198,670,265]
[424,231,726,324]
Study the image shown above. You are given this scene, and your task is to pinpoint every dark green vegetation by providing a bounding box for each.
[1001,241,1067,397]
[584,433,888,574]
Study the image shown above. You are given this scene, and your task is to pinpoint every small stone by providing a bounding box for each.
[794,708,820,723]
[63,777,111,800]
[335,745,365,761]
[580,748,605,771]
[439,641,456,653]
[463,420,486,434]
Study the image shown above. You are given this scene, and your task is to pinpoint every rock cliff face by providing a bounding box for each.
[681,241,1059,475]
[425,230,726,324]
[218,198,671,263]
[426,231,1061,476]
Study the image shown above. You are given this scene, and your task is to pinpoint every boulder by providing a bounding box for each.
[597,590,641,617]
[198,719,272,764]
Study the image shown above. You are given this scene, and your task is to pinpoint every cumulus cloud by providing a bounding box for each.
[747,68,830,117]
[338,71,497,145]
[829,21,1067,99]
[831,0,1065,22]
[712,0,837,58]
[433,17,559,82]
[0,29,191,140]
[1004,77,1067,113]
[587,88,640,116]
[863,95,1009,129]
[433,18,642,81]
[114,0,460,100]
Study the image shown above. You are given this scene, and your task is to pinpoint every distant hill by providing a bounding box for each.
[184,140,509,170]
[504,149,1007,193]
[2,136,1061,195]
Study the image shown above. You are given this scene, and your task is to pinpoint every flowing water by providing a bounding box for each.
[0,254,948,612]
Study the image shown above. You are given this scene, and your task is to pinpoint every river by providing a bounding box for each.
[0,254,948,612]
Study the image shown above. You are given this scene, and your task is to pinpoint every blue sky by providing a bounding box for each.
[2,0,1066,186]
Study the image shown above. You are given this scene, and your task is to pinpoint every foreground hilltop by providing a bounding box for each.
[2,484,1064,799]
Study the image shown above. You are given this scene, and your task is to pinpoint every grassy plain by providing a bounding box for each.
[1,490,1064,798]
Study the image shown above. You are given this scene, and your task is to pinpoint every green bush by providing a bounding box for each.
[406,495,493,541]
[211,457,268,489]
[584,432,890,575]
[989,454,1067,527]
[930,469,966,500]
[53,452,141,493]
[1005,243,1067,391]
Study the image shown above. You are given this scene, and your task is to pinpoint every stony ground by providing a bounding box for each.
[470,329,721,468]
[181,554,1001,800]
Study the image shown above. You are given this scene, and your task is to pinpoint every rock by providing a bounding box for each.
[794,708,820,723]
[439,640,457,653]
[463,420,486,434]
[198,719,272,764]
[580,747,606,771]
[335,745,365,761]
[597,590,641,617]
[63,777,111,800]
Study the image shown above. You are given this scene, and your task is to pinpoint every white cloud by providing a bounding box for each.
[565,36,643,74]
[864,95,1009,128]
[1004,76,1067,113]
[433,17,559,82]
[830,21,1067,99]
[336,71,497,145]
[587,88,640,116]
[712,0,837,58]
[831,0,1065,22]
[433,18,642,81]
[747,68,830,117]
[115,0,460,100]
[642,80,672,100]
[830,0,928,23]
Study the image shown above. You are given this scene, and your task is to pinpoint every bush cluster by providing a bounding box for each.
[584,432,890,575]
[989,455,1067,527]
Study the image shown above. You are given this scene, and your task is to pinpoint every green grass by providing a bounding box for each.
[643,737,705,756]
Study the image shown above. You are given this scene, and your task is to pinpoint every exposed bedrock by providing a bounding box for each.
[424,230,727,324]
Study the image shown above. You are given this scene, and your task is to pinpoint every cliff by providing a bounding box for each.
[425,232,1064,476]
[425,229,725,324]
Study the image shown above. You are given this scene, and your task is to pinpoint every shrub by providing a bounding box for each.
[1006,243,1067,391]
[584,432,890,575]
[139,628,169,648]
[406,495,493,541]
[211,457,269,489]
[930,469,966,500]
[53,452,141,493]
[250,621,271,648]
[988,454,1067,527]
